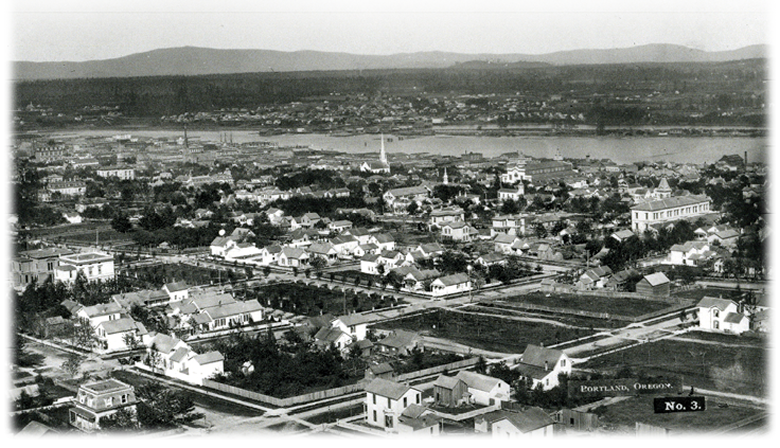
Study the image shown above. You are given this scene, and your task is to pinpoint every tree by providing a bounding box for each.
[135,381,204,428]
[100,407,139,432]
[3,319,24,364]
[111,213,133,233]
[475,356,488,374]
[61,353,83,378]
[310,256,327,273]
[64,317,98,351]
[406,201,419,215]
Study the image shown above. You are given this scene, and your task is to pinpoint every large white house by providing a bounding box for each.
[631,195,712,232]
[515,345,572,390]
[54,252,115,283]
[364,378,423,431]
[696,297,750,334]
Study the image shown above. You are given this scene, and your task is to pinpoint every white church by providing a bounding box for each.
[360,134,391,174]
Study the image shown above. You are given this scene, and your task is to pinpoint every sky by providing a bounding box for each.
[10,0,770,62]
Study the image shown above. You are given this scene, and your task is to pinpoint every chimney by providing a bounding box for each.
[744,151,748,166]
[544,360,549,371]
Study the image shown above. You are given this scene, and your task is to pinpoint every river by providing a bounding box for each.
[45,129,766,165]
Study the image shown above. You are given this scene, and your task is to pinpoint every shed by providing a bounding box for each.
[635,272,670,298]
[554,408,599,432]
[432,374,470,408]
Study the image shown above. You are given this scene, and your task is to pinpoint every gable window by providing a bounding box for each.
[561,359,566,367]
[121,394,128,404]
[372,393,376,405]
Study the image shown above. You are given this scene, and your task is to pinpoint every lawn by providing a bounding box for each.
[596,395,765,434]
[126,262,247,287]
[374,309,596,354]
[501,292,675,318]
[675,330,767,348]
[582,338,768,397]
[671,287,746,302]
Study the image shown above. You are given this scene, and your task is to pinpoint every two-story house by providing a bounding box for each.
[54,252,115,284]
[69,379,138,432]
[514,345,572,390]
[441,221,478,242]
[12,247,73,290]
[365,378,423,431]
[696,297,750,334]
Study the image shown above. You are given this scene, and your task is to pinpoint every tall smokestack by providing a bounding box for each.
[744,151,748,166]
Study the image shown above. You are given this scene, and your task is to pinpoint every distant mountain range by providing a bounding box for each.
[14,44,766,81]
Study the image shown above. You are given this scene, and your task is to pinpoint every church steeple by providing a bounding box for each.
[443,167,449,185]
[379,133,387,165]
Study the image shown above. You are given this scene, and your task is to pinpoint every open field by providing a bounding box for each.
[581,338,768,397]
[596,395,766,434]
[471,303,628,329]
[500,292,678,317]
[374,309,596,354]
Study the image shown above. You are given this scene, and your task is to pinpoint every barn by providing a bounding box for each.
[635,272,670,298]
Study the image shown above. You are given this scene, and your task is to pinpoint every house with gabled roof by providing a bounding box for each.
[474,406,555,437]
[576,266,613,290]
[441,220,478,242]
[112,289,170,310]
[431,273,472,297]
[163,281,189,302]
[18,420,58,436]
[376,330,423,356]
[696,297,750,334]
[329,220,353,233]
[332,313,371,341]
[225,243,264,263]
[402,267,440,292]
[365,378,423,431]
[515,345,571,390]
[397,404,441,435]
[278,247,308,267]
[330,234,360,256]
[314,327,353,352]
[353,243,379,258]
[415,242,444,258]
[259,245,283,265]
[377,249,405,270]
[210,236,238,257]
[476,252,508,267]
[360,253,381,275]
[365,362,395,381]
[370,233,396,251]
[454,370,511,406]
[494,233,520,254]
[95,318,149,352]
[344,227,372,245]
[307,242,339,264]
[76,302,123,327]
[610,229,636,243]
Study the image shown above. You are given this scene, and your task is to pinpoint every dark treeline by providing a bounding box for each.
[15,60,765,118]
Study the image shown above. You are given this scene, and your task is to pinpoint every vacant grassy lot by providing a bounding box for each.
[375,309,596,354]
[675,330,767,348]
[501,292,675,317]
[671,287,746,302]
[582,338,768,397]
